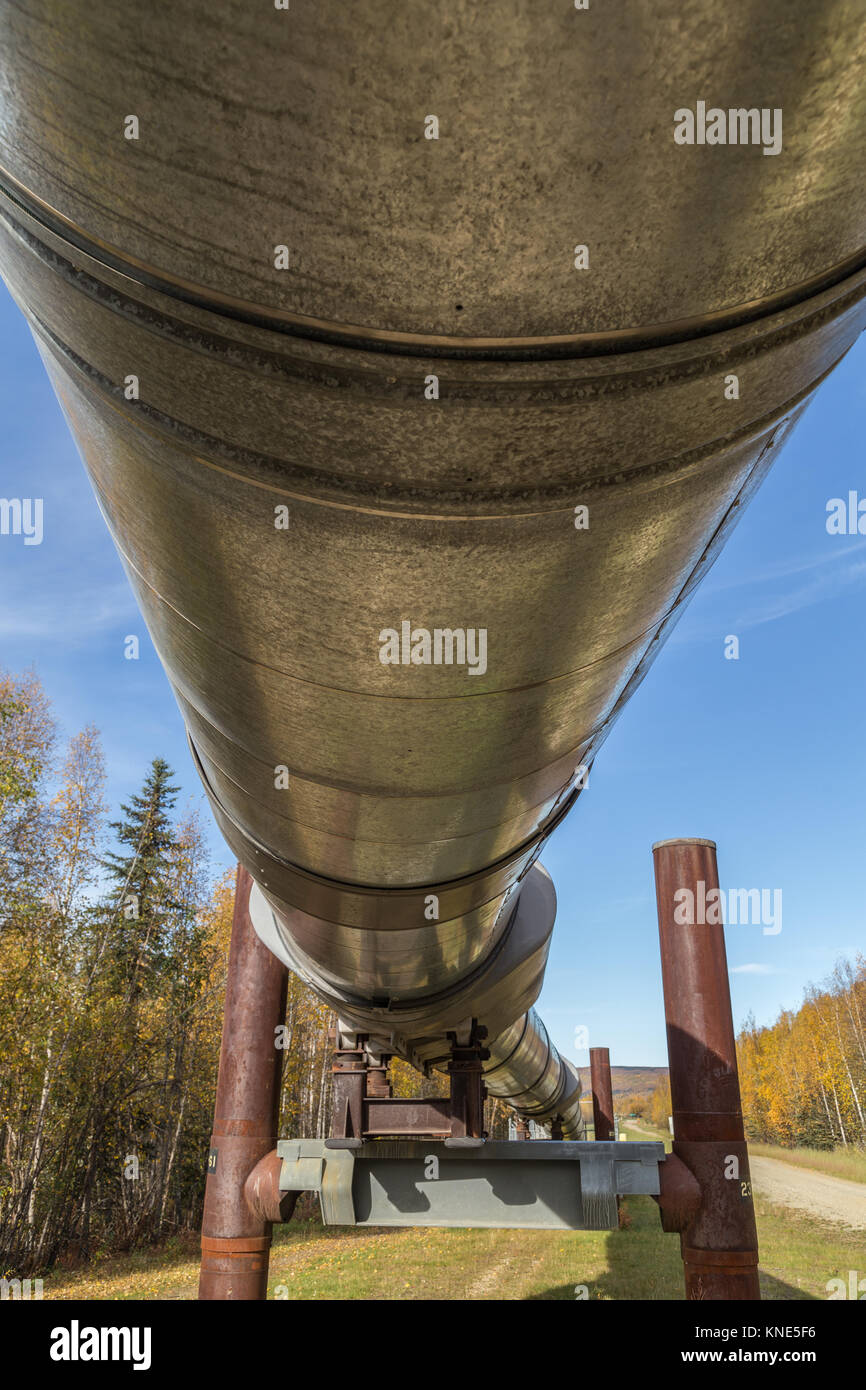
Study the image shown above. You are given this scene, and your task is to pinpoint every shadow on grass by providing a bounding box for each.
[525,1197,818,1302]
[528,1270,819,1301]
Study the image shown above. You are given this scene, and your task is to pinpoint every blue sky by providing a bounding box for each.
[1,281,864,1069]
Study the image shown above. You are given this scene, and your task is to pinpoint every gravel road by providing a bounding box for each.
[626,1121,866,1230]
[749,1156,866,1230]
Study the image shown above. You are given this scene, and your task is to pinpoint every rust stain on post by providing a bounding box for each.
[199,864,288,1301]
[589,1047,615,1141]
[653,838,760,1301]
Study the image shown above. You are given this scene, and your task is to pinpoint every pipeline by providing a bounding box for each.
[1,2,865,1136]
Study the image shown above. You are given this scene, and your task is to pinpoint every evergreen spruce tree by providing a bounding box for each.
[101,757,180,992]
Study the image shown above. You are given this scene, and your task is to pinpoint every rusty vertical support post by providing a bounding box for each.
[331,1031,367,1139]
[589,1047,615,1141]
[199,864,288,1301]
[448,1025,489,1139]
[653,838,760,1300]
[366,1055,392,1100]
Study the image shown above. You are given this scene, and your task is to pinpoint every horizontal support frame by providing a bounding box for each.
[277,1139,664,1231]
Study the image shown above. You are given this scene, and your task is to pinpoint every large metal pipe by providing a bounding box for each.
[1,3,865,1134]
[484,1010,583,1138]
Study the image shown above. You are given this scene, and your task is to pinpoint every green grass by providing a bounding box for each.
[626,1117,866,1186]
[39,1189,860,1302]
[747,1141,866,1186]
[36,1121,863,1301]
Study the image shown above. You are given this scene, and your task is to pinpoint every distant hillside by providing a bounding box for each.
[577,1066,667,1101]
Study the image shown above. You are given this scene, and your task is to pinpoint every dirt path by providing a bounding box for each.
[749,1156,866,1230]
[466,1253,516,1300]
[466,1247,548,1300]
[626,1120,866,1231]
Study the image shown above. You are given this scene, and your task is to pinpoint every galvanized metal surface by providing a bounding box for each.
[1,2,865,1137]
[277,1139,665,1231]
[1,2,864,341]
[484,1008,583,1138]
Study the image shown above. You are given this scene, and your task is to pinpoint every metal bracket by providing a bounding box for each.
[277,1139,665,1231]
[279,1139,356,1226]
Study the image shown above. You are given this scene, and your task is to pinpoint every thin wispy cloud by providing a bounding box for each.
[729,558,866,631]
[0,579,136,642]
[675,545,866,642]
[730,963,778,975]
[705,539,866,593]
